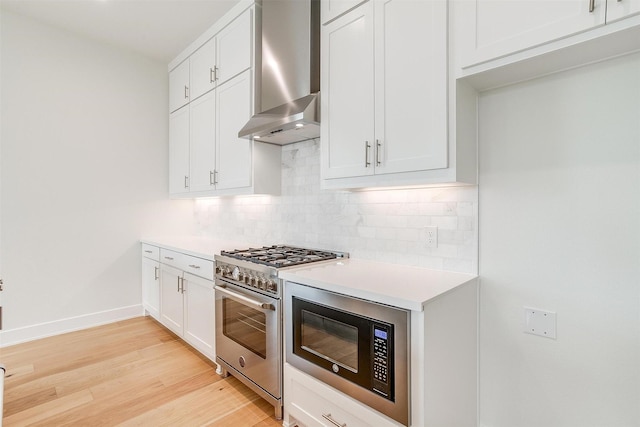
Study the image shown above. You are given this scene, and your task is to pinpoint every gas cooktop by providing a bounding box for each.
[220,245,343,268]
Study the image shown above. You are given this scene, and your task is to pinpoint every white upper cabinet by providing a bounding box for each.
[189,89,217,193]
[167,1,281,198]
[169,106,190,195]
[321,1,375,179]
[169,60,190,113]
[189,38,217,101]
[215,70,253,190]
[215,8,253,85]
[321,0,462,188]
[460,0,605,68]
[456,0,640,80]
[374,0,447,175]
[189,9,252,101]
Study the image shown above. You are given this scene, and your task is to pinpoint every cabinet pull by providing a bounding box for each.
[177,277,181,292]
[209,67,215,83]
[180,277,186,294]
[364,141,371,167]
[184,175,189,189]
[213,66,219,82]
[184,85,189,100]
[164,256,174,260]
[154,266,159,280]
[322,413,347,427]
[210,170,218,185]
[144,250,153,254]
[376,139,382,166]
[589,0,595,12]
[188,264,201,269]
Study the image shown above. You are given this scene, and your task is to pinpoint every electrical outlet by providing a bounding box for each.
[424,226,438,248]
[524,307,557,339]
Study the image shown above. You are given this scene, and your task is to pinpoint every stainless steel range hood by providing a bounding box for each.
[238,0,320,145]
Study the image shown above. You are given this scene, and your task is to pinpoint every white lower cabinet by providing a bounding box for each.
[141,244,160,320]
[153,247,216,362]
[284,364,399,427]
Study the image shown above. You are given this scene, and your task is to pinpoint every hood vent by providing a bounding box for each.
[238,0,320,145]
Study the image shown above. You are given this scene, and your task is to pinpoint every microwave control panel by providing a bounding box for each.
[372,324,392,400]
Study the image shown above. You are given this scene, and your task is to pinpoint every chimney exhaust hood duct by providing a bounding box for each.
[238,0,320,145]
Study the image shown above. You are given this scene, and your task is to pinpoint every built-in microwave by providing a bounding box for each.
[285,281,410,426]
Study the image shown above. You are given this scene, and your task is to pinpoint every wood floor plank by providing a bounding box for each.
[1,317,282,427]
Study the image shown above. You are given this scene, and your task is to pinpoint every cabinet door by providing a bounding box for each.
[373,0,447,175]
[607,0,640,23]
[215,70,253,190]
[160,264,185,336]
[189,90,216,193]
[216,8,253,86]
[321,1,375,180]
[142,257,160,320]
[190,37,216,100]
[461,0,605,68]
[169,60,190,113]
[183,273,215,359]
[169,107,190,195]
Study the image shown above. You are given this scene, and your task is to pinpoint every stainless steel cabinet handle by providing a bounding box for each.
[164,256,174,260]
[184,85,189,99]
[215,285,274,311]
[364,141,371,167]
[589,0,595,12]
[188,264,201,269]
[376,139,382,166]
[154,266,159,280]
[209,170,215,185]
[184,175,189,189]
[209,67,215,83]
[144,250,153,254]
[177,277,181,292]
[180,277,186,294]
[322,413,347,427]
[213,66,219,81]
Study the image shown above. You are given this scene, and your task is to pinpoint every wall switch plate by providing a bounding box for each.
[524,307,557,339]
[424,226,438,248]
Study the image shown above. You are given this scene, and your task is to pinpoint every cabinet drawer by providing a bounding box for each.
[141,244,159,261]
[285,365,398,427]
[181,254,214,281]
[159,249,214,281]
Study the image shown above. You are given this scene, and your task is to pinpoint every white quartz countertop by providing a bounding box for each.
[280,258,477,312]
[140,236,251,261]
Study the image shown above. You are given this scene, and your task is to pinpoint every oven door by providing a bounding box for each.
[215,279,281,399]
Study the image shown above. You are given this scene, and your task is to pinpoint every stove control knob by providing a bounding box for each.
[257,279,265,290]
[215,266,221,275]
[250,276,257,287]
[244,275,250,284]
[266,280,277,292]
[231,267,240,281]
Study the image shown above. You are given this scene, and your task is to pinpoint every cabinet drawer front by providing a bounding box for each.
[141,244,160,261]
[181,254,214,281]
[159,248,184,269]
[285,365,398,427]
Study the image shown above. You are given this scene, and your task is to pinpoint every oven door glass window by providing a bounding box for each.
[301,310,358,373]
[222,297,267,359]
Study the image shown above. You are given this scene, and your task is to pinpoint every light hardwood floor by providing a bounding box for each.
[1,316,283,426]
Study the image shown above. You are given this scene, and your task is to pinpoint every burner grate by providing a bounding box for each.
[221,245,338,268]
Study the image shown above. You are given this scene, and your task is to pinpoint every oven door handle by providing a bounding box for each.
[215,285,275,311]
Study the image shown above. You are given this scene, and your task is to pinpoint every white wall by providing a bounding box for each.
[194,139,478,274]
[478,53,640,426]
[0,11,194,345]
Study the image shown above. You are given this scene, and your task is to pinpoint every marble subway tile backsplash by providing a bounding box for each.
[194,139,478,274]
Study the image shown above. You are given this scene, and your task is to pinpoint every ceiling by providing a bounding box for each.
[0,0,241,63]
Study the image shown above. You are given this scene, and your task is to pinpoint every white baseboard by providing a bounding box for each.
[0,305,144,348]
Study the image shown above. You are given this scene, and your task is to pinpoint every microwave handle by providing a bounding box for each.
[215,285,274,311]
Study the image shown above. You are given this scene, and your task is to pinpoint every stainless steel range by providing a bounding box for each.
[214,245,347,419]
